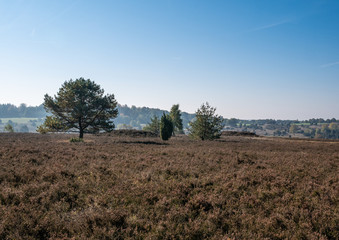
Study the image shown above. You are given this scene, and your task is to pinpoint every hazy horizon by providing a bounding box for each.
[1,0,339,119]
[1,101,338,122]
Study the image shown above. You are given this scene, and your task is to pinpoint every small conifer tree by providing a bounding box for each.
[160,113,173,140]
[189,102,225,140]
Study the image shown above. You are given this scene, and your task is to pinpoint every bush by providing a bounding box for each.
[4,123,14,133]
[70,137,84,143]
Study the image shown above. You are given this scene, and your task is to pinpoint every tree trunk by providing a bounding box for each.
[79,117,84,139]
[79,128,84,139]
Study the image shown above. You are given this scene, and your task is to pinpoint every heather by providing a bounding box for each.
[0,133,338,239]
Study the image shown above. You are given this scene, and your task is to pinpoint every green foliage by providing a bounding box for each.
[303,128,316,138]
[313,124,339,139]
[70,137,84,143]
[160,113,173,140]
[329,122,338,130]
[4,123,14,132]
[289,124,299,133]
[169,104,183,135]
[41,78,118,138]
[143,115,160,136]
[189,102,225,140]
[37,116,66,134]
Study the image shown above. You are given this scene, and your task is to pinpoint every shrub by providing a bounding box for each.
[70,137,84,143]
[4,123,14,133]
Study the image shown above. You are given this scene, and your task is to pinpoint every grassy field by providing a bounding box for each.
[292,123,311,126]
[0,118,40,124]
[0,132,338,239]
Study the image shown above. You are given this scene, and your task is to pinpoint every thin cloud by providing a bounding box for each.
[321,62,339,68]
[250,19,291,32]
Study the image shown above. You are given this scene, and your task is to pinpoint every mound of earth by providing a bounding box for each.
[222,131,258,137]
[101,129,158,138]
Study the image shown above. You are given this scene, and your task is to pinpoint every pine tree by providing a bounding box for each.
[39,78,118,139]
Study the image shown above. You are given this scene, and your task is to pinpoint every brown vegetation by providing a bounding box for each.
[0,132,338,239]
[222,131,258,137]
[102,129,158,138]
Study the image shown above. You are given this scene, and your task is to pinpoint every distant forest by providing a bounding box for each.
[1,103,339,139]
[0,104,46,118]
[0,103,195,130]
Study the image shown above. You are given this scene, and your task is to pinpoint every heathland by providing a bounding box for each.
[0,132,338,239]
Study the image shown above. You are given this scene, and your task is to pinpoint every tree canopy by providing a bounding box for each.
[188,102,225,140]
[38,78,118,138]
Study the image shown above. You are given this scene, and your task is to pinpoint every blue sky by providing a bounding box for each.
[0,0,338,119]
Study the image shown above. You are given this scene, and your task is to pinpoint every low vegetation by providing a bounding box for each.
[0,133,338,239]
[3,123,14,133]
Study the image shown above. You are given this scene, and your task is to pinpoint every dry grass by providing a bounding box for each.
[0,133,338,239]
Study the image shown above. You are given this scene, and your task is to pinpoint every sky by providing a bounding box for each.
[0,0,338,120]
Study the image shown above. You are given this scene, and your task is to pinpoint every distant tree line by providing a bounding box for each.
[116,104,194,130]
[0,104,46,118]
[299,123,339,139]
[0,103,195,130]
[1,101,339,140]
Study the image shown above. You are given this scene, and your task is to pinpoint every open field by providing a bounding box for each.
[0,133,338,239]
[0,118,40,124]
